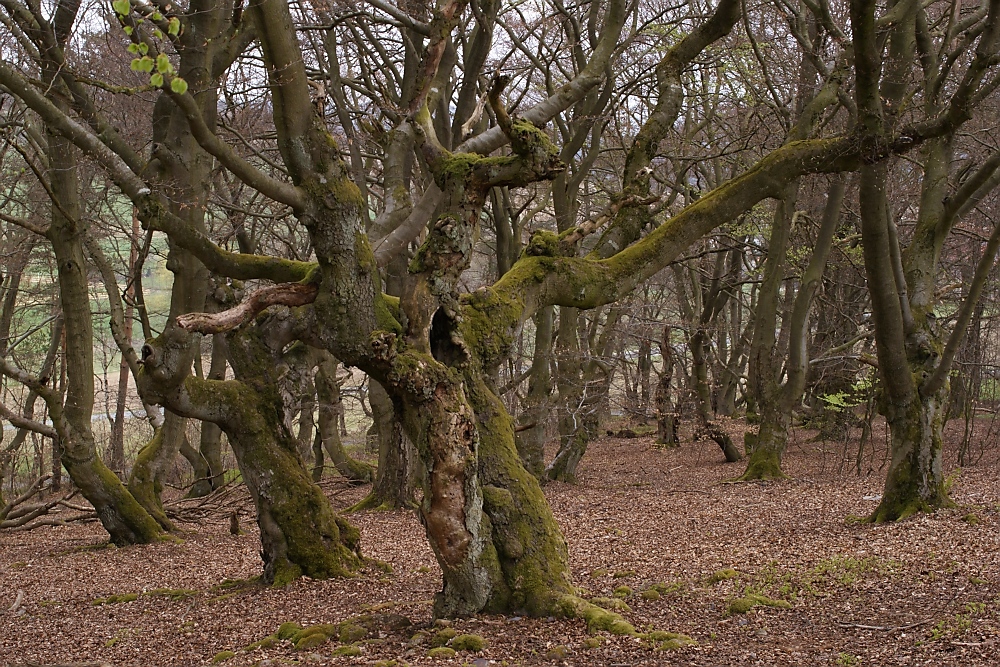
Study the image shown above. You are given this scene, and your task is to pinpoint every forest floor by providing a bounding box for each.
[2,420,1000,667]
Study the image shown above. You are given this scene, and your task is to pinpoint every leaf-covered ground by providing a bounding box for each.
[2,422,999,666]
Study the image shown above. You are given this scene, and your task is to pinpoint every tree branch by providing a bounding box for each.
[176,283,320,334]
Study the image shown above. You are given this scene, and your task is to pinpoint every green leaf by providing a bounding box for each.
[137,56,154,73]
[138,42,148,55]
[170,77,188,95]
[151,11,163,21]
[149,73,164,87]
[112,0,130,16]
[156,53,171,74]
[167,17,180,36]
[127,43,139,54]
[123,26,133,35]
[130,58,142,71]
[153,29,163,40]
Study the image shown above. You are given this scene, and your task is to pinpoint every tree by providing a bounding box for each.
[3,0,1000,623]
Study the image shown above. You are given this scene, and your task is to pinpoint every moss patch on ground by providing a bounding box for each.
[706,568,739,585]
[449,634,486,652]
[728,593,792,614]
[260,614,413,652]
[92,588,200,606]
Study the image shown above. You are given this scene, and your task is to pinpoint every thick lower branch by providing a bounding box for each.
[177,283,319,334]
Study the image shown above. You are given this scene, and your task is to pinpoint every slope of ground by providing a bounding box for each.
[2,423,999,666]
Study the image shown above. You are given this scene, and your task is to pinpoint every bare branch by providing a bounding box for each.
[176,283,320,335]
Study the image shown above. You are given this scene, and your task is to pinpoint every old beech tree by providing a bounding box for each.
[2,0,1000,620]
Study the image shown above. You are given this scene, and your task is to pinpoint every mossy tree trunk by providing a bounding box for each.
[848,0,1000,520]
[140,319,362,584]
[127,1,226,524]
[26,3,163,545]
[742,177,843,480]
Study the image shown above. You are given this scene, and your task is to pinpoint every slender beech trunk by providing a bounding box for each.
[742,178,845,479]
[183,335,228,497]
[547,308,588,482]
[33,4,161,543]
[515,305,554,478]
[348,379,417,510]
[655,326,679,447]
[108,211,140,474]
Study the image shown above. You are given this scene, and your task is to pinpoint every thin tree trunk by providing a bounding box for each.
[108,211,140,475]
[348,379,416,510]
[515,305,553,478]
[315,354,373,483]
[655,326,679,447]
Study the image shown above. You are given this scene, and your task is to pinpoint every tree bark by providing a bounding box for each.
[348,380,418,511]
[655,327,679,447]
[140,319,362,584]
[515,306,554,478]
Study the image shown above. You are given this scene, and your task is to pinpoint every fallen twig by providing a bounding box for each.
[0,473,51,521]
[838,619,932,631]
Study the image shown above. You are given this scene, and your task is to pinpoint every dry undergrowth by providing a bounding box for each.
[2,420,999,666]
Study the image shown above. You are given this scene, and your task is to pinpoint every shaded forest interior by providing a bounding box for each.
[3,0,1000,664]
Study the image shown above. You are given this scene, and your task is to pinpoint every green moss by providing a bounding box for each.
[277,622,303,640]
[706,568,739,585]
[589,597,630,612]
[524,230,561,257]
[590,568,609,578]
[583,636,603,648]
[294,633,330,651]
[145,588,199,600]
[649,581,685,595]
[641,589,661,601]
[613,585,632,598]
[92,593,139,605]
[545,645,570,659]
[736,443,789,481]
[211,651,235,663]
[338,621,368,643]
[658,637,696,650]
[430,627,458,647]
[427,646,457,659]
[641,629,697,650]
[559,596,635,635]
[963,513,980,525]
[613,570,636,579]
[332,644,362,657]
[450,634,486,652]
[727,593,791,615]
